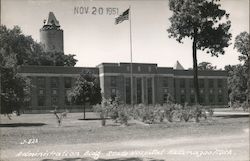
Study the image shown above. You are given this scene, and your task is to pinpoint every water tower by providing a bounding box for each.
[40,12,64,53]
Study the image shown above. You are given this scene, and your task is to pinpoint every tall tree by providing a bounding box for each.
[0,25,78,115]
[225,64,247,104]
[167,0,231,104]
[198,61,217,70]
[0,25,77,67]
[67,70,102,119]
[234,32,249,104]
[0,42,31,115]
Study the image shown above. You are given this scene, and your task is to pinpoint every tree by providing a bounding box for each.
[0,43,31,115]
[167,0,231,104]
[0,25,77,67]
[198,62,217,70]
[1,68,31,116]
[0,25,77,115]
[27,52,77,67]
[234,32,249,104]
[225,64,247,104]
[68,70,102,119]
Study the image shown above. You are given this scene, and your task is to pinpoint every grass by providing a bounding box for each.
[0,111,249,151]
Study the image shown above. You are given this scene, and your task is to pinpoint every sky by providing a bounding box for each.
[1,0,249,69]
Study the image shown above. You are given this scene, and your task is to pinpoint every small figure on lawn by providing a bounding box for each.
[53,106,63,126]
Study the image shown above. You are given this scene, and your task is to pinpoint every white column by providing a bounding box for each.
[142,77,145,104]
[152,77,155,105]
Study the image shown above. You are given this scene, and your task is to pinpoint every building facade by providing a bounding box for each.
[97,63,228,106]
[19,66,99,112]
[19,63,228,112]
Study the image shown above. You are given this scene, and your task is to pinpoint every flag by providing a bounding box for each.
[115,9,129,25]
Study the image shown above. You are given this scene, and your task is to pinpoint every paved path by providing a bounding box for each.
[1,128,249,161]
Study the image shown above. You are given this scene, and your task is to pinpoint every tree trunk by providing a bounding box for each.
[247,55,250,105]
[83,104,86,119]
[192,28,200,105]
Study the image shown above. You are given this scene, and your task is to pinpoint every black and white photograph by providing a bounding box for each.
[0,0,249,161]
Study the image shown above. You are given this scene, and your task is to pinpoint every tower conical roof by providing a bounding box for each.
[45,12,60,27]
[174,61,185,70]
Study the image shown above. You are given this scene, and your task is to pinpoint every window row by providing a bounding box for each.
[36,77,72,89]
[126,66,153,72]
[179,78,224,88]
[179,94,224,104]
[179,89,223,94]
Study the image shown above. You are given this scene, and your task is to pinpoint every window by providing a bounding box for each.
[138,66,141,72]
[200,95,205,104]
[37,77,45,88]
[189,79,194,88]
[110,76,117,87]
[38,89,44,95]
[180,95,185,103]
[126,66,130,72]
[125,78,131,104]
[181,89,185,94]
[136,78,142,104]
[209,95,214,103]
[148,66,152,72]
[190,95,195,103]
[200,89,204,94]
[111,88,116,94]
[111,88,117,100]
[163,88,168,93]
[190,89,194,94]
[51,77,59,88]
[218,79,223,88]
[218,95,223,103]
[180,79,185,88]
[163,94,168,103]
[64,77,71,88]
[209,79,214,88]
[218,89,222,94]
[51,97,58,105]
[162,78,168,87]
[199,79,204,88]
[147,78,153,104]
[38,96,45,106]
[52,89,58,95]
[65,89,71,105]
[65,96,70,105]
[209,89,213,94]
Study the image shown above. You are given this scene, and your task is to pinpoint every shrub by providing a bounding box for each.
[117,105,129,125]
[94,97,131,126]
[241,101,249,111]
[130,104,159,124]
[204,106,214,117]
[162,103,175,122]
[93,98,110,126]
[190,105,209,122]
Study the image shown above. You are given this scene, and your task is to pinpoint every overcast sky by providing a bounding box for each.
[1,0,249,69]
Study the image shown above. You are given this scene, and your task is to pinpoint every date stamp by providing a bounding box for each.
[20,138,38,145]
[74,6,119,15]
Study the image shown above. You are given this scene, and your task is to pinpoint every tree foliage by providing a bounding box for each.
[225,64,247,103]
[0,25,77,66]
[0,25,77,114]
[0,68,31,115]
[68,70,102,119]
[198,61,217,70]
[232,31,250,104]
[167,0,231,104]
[234,32,250,63]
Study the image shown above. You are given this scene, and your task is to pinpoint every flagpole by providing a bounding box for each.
[129,5,134,107]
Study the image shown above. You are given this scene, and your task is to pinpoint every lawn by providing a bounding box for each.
[0,110,249,161]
